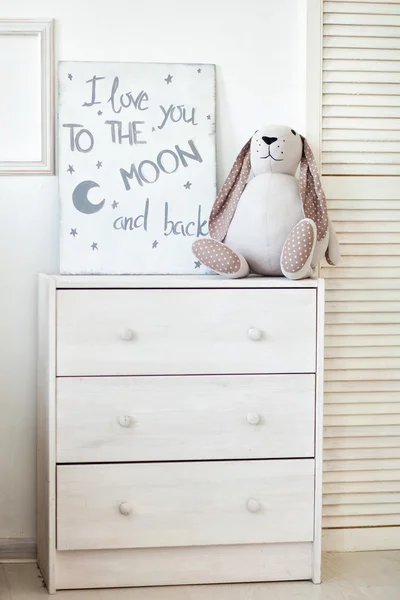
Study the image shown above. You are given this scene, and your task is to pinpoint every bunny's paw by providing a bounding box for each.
[280,218,317,280]
[192,239,250,279]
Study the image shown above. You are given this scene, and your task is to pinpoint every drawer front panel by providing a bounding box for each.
[56,289,316,376]
[57,375,315,463]
[57,460,314,550]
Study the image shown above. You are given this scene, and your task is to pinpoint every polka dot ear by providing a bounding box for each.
[299,138,328,241]
[208,138,252,242]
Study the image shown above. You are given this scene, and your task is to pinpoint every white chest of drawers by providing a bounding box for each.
[37,275,324,593]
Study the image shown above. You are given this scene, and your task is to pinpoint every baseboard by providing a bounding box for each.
[323,527,400,552]
[0,538,36,561]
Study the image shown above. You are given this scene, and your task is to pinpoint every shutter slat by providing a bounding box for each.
[323,105,400,117]
[329,201,400,211]
[324,492,400,505]
[325,413,400,425]
[325,380,400,392]
[323,82,400,94]
[324,444,400,455]
[327,283,400,295]
[324,94,400,106]
[323,163,400,174]
[324,1,400,14]
[325,458,400,471]
[324,59,400,72]
[330,210,400,221]
[323,127,400,140]
[324,151,400,164]
[327,335,400,347]
[326,313,400,324]
[325,35,400,49]
[324,13,400,25]
[323,503,400,516]
[324,140,400,152]
[325,346,400,358]
[323,514,400,527]
[324,412,400,426]
[326,278,400,289]
[324,471,400,485]
[325,426,400,438]
[324,48,400,60]
[325,369,400,380]
[334,222,400,232]
[323,115,400,128]
[338,232,400,243]
[324,24,400,37]
[325,398,400,411]
[336,243,400,254]
[327,323,400,334]
[327,300,400,311]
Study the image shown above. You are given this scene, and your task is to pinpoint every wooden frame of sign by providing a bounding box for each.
[58,61,216,275]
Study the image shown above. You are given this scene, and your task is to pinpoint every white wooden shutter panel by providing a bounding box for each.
[320,1,400,549]
[322,0,400,175]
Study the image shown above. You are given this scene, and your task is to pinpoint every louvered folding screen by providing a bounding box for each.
[322,0,400,175]
[320,1,400,549]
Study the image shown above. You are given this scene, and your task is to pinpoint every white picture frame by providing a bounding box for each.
[0,19,54,174]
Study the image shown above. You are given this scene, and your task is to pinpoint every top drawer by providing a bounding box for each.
[56,288,316,376]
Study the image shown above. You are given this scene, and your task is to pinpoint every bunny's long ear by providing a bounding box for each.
[299,138,328,242]
[208,139,252,241]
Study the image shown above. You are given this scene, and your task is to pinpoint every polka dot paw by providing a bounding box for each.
[192,239,250,279]
[280,218,317,280]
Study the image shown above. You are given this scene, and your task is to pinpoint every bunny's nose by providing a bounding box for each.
[262,136,278,146]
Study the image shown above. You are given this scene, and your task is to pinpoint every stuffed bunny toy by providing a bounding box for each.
[192,124,340,279]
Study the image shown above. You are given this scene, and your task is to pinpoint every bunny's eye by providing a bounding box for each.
[291,129,296,135]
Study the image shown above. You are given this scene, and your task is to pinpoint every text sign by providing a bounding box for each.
[59,61,216,274]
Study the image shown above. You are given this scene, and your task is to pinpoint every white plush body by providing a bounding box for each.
[225,173,303,276]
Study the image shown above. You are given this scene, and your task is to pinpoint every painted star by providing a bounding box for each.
[97,110,103,116]
[194,260,201,269]
[152,240,159,249]
[70,228,78,237]
[111,200,119,209]
[91,242,98,251]
[96,161,102,169]
[184,181,192,190]
[68,73,73,80]
[67,165,74,174]
[197,68,202,73]
[165,74,173,84]
[207,114,211,120]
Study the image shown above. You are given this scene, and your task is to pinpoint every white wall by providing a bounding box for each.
[0,0,307,540]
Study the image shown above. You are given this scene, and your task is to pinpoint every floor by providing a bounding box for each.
[0,551,399,599]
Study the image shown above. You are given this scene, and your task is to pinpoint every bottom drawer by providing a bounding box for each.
[55,542,313,589]
[57,460,314,551]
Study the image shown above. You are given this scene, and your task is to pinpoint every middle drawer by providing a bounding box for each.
[57,375,315,463]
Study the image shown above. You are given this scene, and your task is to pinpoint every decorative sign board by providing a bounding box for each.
[58,61,216,274]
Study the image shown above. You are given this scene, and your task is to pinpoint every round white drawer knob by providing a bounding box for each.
[248,328,262,341]
[247,412,261,425]
[246,498,261,513]
[121,328,134,341]
[118,415,132,428]
[119,502,132,516]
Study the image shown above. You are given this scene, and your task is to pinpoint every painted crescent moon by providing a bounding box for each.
[72,180,106,214]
